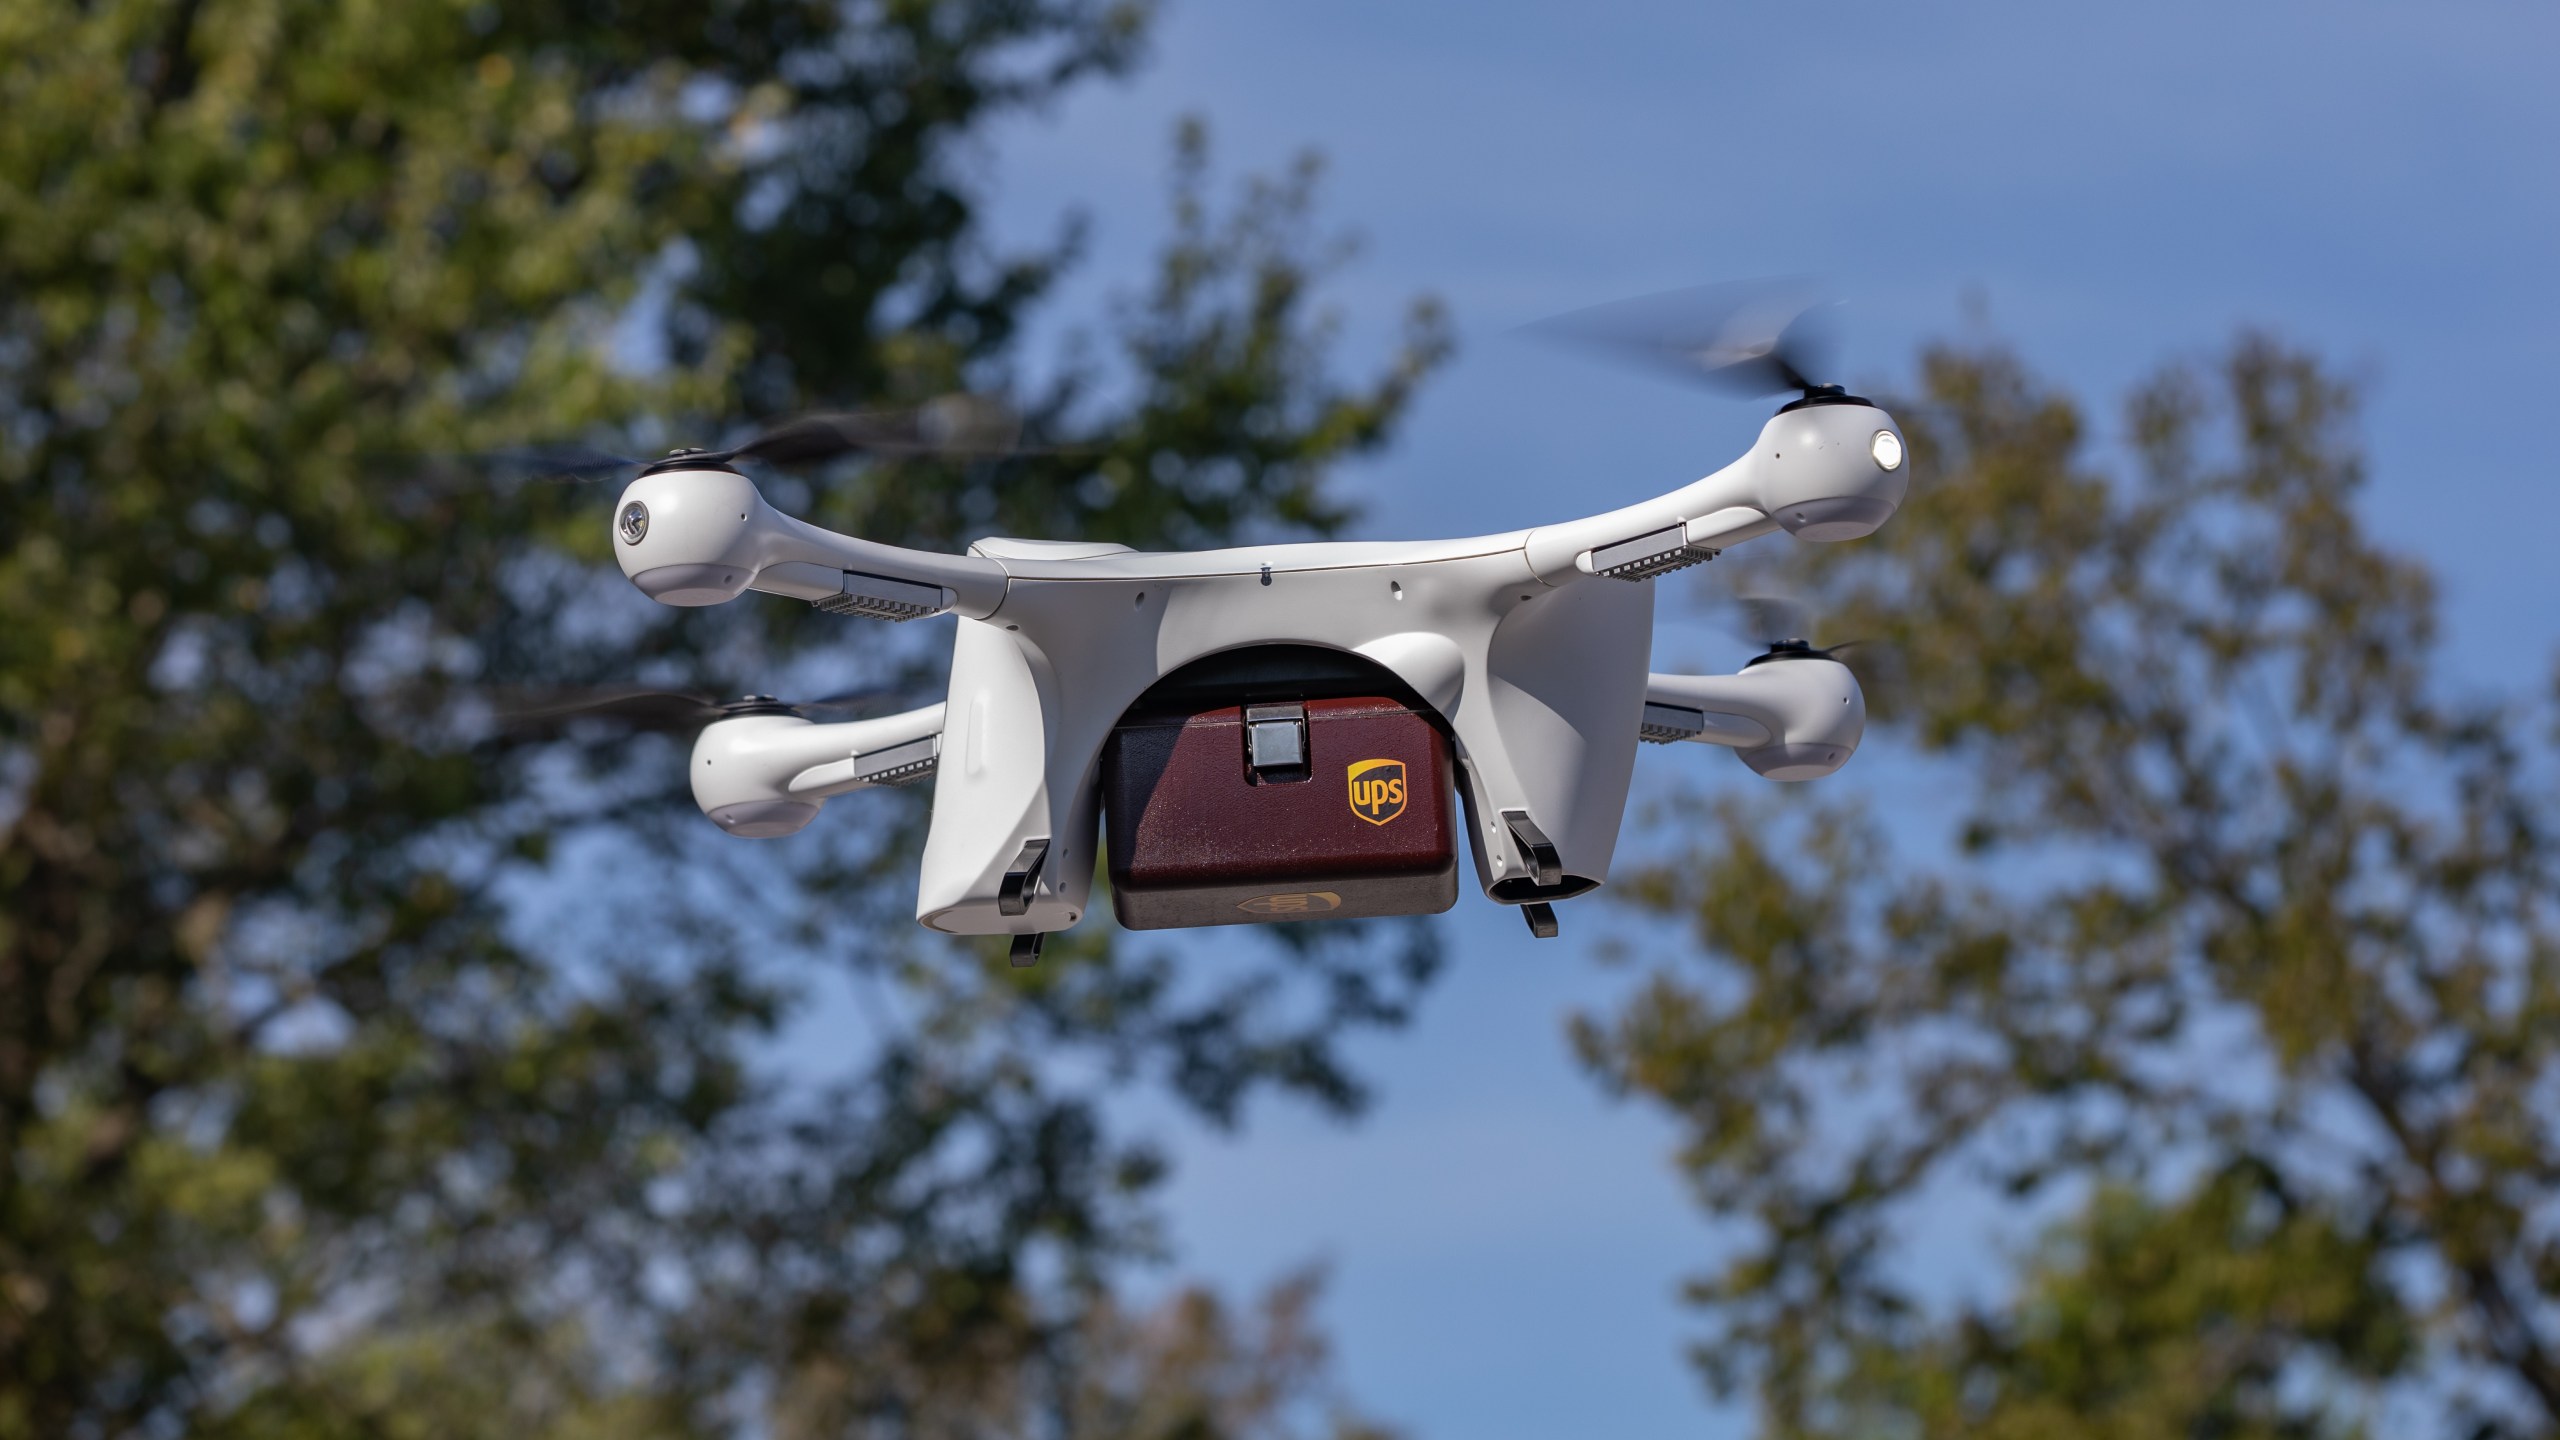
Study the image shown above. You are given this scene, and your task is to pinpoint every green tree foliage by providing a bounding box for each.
[1586,336,2560,1437]
[1058,1269,1393,1440]
[1812,1163,2411,1440]
[0,1,1447,1433]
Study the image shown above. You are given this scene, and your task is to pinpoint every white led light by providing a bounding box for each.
[1870,429,1904,472]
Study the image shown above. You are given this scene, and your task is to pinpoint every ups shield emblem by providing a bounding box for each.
[1238,891,1342,916]
[1346,758,1408,826]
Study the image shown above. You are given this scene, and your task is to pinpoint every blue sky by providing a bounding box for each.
[944,4,2560,1436]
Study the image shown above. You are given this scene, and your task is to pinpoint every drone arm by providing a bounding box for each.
[1527,501,1776,584]
[1642,660,1865,780]
[777,703,948,798]
[1638,688,1773,748]
[689,704,947,837]
[614,466,1008,618]
[1521,403,1907,585]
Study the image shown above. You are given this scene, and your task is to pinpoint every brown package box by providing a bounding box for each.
[1102,696,1459,930]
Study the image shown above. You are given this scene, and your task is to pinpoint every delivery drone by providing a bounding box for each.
[565,281,1906,961]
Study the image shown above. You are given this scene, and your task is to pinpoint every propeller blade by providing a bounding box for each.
[708,394,1032,469]
[494,687,736,734]
[454,444,650,484]
[493,683,920,734]
[1733,592,1819,650]
[411,394,1040,490]
[1522,277,1839,398]
[790,684,916,717]
[716,413,890,467]
[914,392,1028,457]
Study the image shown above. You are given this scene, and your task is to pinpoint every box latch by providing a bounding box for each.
[1244,702,1308,778]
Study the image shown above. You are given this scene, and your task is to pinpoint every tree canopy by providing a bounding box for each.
[1589,336,2560,1439]
[0,1,1445,1434]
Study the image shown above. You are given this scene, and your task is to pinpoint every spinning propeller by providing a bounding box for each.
[477,393,1035,484]
[1522,276,1865,407]
[497,685,908,734]
[1732,592,1861,667]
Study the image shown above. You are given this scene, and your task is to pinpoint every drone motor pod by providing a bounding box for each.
[1752,399,1910,542]
[609,464,1008,617]
[690,704,950,837]
[1521,400,1907,587]
[1640,656,1867,780]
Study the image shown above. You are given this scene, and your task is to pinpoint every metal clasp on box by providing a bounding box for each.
[1244,702,1308,780]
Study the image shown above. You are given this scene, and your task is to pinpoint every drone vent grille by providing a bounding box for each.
[854,735,941,787]
[1638,703,1709,744]
[1608,548,1713,582]
[1588,525,1718,582]
[815,571,947,622]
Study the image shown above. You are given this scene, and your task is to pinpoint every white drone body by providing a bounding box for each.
[610,395,1906,956]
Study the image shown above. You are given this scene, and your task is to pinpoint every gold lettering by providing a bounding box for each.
[1344,758,1410,826]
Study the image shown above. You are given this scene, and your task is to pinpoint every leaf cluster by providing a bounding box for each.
[1588,337,2560,1437]
[0,2,1447,1434]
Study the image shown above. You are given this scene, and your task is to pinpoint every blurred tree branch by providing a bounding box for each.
[1589,335,2560,1438]
[0,1,1445,1434]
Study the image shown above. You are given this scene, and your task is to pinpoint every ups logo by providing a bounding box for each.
[1238,891,1342,916]
[1346,757,1408,826]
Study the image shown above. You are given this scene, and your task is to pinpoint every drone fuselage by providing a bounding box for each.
[614,399,1905,940]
